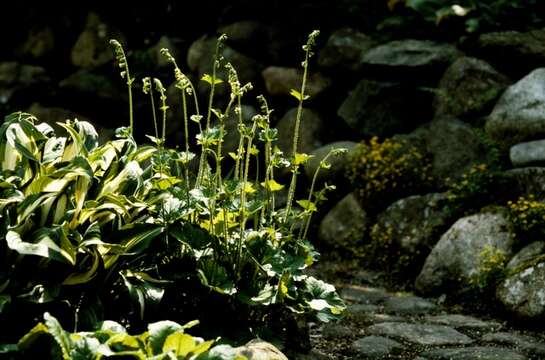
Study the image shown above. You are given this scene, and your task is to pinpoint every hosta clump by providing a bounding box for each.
[0,31,344,347]
[9,312,240,359]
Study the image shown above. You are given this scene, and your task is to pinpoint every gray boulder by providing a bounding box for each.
[318,193,367,250]
[276,108,324,157]
[416,211,515,295]
[261,66,331,98]
[71,12,125,69]
[497,261,545,319]
[187,35,262,85]
[362,39,461,82]
[146,36,180,69]
[303,141,357,185]
[0,62,48,86]
[510,140,545,167]
[0,62,49,105]
[433,57,509,120]
[27,103,114,143]
[507,167,545,200]
[337,79,431,137]
[373,193,452,255]
[426,117,491,186]
[317,28,376,74]
[235,339,288,360]
[217,20,268,49]
[17,25,54,60]
[486,68,545,148]
[59,70,123,106]
[474,28,545,78]
[507,241,545,271]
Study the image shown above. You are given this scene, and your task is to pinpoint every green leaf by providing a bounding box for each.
[289,89,309,101]
[260,179,284,192]
[304,276,345,322]
[296,199,317,212]
[18,284,60,303]
[201,74,224,85]
[120,270,166,320]
[44,312,72,360]
[17,322,50,350]
[0,295,10,314]
[148,320,183,355]
[6,230,76,265]
[42,137,67,164]
[162,333,196,357]
[293,153,312,165]
[63,249,101,285]
[0,344,18,354]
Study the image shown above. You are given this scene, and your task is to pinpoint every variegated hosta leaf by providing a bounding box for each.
[5,227,76,265]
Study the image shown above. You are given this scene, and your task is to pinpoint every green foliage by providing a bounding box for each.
[0,32,344,346]
[469,244,507,293]
[346,136,432,213]
[7,312,242,359]
[446,163,513,216]
[388,0,544,34]
[508,196,545,241]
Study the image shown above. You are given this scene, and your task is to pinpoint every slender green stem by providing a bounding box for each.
[284,52,310,225]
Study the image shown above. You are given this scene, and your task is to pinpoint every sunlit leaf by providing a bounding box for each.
[201,74,224,85]
[289,89,309,101]
[260,179,284,192]
[296,199,317,212]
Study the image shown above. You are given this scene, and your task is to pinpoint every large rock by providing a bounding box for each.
[373,193,452,255]
[416,211,515,295]
[146,36,180,69]
[507,167,545,200]
[187,35,262,86]
[71,12,125,69]
[303,141,357,185]
[485,68,545,148]
[275,108,324,157]
[510,140,545,167]
[337,79,431,137]
[26,103,114,143]
[318,193,368,250]
[0,62,49,106]
[362,39,462,83]
[261,66,331,98]
[235,339,288,360]
[17,25,55,60]
[0,62,48,87]
[419,346,527,360]
[317,28,376,74]
[473,28,545,78]
[433,57,510,120]
[427,117,490,186]
[59,70,122,102]
[367,322,472,346]
[497,261,545,319]
[506,241,545,271]
[218,20,269,50]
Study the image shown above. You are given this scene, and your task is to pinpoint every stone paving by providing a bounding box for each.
[302,271,545,360]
